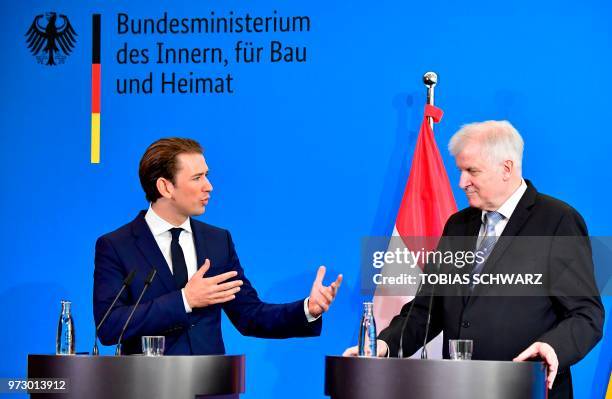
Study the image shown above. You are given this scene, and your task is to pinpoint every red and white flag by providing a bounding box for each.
[373,104,457,358]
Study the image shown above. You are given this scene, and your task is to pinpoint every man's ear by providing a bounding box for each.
[156,177,174,199]
[502,160,514,180]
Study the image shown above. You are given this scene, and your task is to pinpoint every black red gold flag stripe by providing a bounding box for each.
[91,14,101,163]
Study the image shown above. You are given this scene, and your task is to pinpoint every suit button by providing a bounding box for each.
[462,321,470,328]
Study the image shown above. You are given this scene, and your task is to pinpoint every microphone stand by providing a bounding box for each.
[397,279,423,358]
[420,258,442,359]
[92,270,135,355]
[115,269,157,356]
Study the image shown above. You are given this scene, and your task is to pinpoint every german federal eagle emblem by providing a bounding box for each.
[25,12,77,66]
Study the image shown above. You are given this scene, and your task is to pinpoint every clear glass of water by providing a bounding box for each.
[141,336,165,356]
[449,339,473,360]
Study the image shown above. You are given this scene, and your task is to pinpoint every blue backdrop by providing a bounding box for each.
[1,0,610,398]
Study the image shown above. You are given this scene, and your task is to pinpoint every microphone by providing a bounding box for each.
[420,258,442,359]
[115,269,157,356]
[92,270,135,356]
[396,258,441,358]
[397,276,424,358]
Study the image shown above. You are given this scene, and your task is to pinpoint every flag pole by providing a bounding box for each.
[420,71,438,360]
[423,72,438,129]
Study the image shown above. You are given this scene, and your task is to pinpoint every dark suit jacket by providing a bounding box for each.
[378,181,604,399]
[93,211,321,355]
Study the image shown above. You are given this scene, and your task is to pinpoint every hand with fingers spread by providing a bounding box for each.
[307,266,343,318]
[184,259,244,309]
[513,342,559,390]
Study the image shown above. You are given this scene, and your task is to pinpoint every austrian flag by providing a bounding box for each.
[373,104,457,358]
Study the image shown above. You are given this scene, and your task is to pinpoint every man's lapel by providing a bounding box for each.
[470,181,538,298]
[460,210,482,302]
[131,211,177,292]
[464,211,482,239]
[190,218,210,272]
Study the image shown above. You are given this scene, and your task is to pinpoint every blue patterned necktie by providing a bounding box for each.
[469,211,504,290]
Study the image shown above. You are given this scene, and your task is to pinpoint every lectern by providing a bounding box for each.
[27,354,245,399]
[325,356,546,399]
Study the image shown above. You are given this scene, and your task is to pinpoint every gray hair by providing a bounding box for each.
[448,120,524,172]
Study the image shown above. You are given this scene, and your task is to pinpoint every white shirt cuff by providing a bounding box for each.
[304,297,320,322]
[181,288,193,313]
[379,340,390,357]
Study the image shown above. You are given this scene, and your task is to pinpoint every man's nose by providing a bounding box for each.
[459,171,470,189]
[203,177,213,192]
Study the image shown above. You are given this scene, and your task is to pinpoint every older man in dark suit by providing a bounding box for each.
[344,121,603,399]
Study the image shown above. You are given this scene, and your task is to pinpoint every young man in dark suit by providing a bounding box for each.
[94,138,342,355]
[344,121,603,399]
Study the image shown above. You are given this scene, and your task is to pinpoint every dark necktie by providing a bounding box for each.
[170,228,188,288]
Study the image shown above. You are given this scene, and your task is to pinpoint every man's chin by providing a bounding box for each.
[466,196,481,209]
[190,206,206,216]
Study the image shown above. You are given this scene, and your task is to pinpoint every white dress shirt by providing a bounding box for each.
[477,179,528,240]
[144,205,318,321]
[145,205,198,313]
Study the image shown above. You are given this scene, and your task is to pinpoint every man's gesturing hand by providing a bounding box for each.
[513,342,558,390]
[307,266,343,318]
[184,259,243,309]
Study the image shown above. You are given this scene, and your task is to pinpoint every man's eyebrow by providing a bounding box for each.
[191,172,206,178]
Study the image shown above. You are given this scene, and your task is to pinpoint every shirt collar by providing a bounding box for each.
[481,178,527,223]
[144,204,192,236]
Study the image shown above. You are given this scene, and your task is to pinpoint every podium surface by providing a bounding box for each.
[325,356,546,399]
[27,354,245,399]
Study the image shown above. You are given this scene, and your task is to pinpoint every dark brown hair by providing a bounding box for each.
[139,138,203,203]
